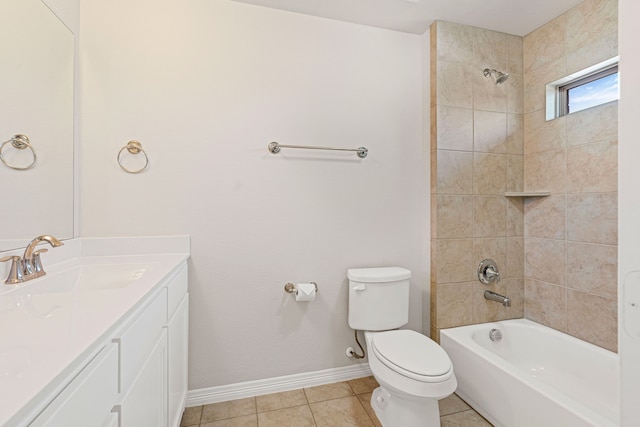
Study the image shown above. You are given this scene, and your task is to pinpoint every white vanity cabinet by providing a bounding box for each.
[118,264,189,427]
[29,344,119,427]
[167,267,189,427]
[119,329,168,426]
[120,262,189,427]
[25,261,189,427]
[116,287,168,427]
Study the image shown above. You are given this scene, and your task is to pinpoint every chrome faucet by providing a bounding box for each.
[0,235,63,284]
[477,259,500,284]
[22,235,63,276]
[484,290,511,307]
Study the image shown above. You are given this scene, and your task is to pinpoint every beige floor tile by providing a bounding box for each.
[304,382,354,403]
[257,405,316,427]
[439,393,471,416]
[310,396,375,427]
[186,383,489,427]
[356,393,382,427]
[347,376,379,395]
[201,397,256,423]
[441,409,494,427]
[256,389,308,412]
[180,406,202,426]
[200,414,258,427]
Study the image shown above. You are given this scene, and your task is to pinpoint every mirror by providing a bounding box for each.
[0,0,74,251]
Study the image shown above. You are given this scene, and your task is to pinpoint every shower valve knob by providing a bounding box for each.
[477,259,500,284]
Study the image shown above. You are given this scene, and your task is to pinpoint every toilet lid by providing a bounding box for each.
[371,330,452,379]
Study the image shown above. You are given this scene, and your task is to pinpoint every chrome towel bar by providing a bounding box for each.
[268,141,368,158]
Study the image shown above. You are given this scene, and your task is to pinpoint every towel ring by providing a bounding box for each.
[117,140,149,173]
[0,134,37,170]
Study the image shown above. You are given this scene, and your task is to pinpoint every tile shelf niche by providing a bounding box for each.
[504,192,551,197]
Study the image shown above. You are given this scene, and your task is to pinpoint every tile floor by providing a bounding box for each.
[180,377,493,427]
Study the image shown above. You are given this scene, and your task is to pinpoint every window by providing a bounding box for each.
[545,57,619,120]
[558,65,619,116]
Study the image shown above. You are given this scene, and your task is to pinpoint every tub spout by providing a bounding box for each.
[484,290,511,307]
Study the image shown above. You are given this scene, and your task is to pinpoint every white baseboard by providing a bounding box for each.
[186,363,372,407]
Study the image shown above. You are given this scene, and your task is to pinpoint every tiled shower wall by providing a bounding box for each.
[430,21,526,340]
[430,0,619,352]
[523,0,618,352]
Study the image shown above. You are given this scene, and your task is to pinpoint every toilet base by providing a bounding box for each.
[370,386,441,427]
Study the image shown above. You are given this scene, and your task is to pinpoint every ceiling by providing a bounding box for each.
[230,0,585,36]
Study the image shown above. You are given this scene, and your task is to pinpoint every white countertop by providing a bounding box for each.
[0,237,189,426]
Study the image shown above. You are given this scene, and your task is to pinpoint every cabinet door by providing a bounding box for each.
[119,289,167,393]
[30,344,118,427]
[120,330,167,427]
[102,412,119,427]
[167,295,189,427]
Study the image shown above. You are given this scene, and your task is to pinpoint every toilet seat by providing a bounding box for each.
[371,330,453,383]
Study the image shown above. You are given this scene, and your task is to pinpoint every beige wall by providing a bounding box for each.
[80,0,425,389]
[430,21,525,340]
[523,0,618,351]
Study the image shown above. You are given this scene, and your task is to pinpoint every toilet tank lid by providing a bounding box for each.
[347,267,411,282]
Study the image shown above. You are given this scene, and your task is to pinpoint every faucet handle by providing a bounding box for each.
[0,255,24,284]
[485,266,500,282]
[32,249,49,274]
[478,259,500,284]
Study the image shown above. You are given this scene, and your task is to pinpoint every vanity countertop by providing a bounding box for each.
[0,237,189,426]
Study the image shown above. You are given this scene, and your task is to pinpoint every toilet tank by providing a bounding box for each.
[347,267,411,331]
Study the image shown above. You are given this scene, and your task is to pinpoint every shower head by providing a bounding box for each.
[495,72,509,84]
[483,68,509,85]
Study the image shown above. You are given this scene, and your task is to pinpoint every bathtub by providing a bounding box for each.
[440,319,619,427]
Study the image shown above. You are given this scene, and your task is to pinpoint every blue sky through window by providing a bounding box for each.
[568,72,619,114]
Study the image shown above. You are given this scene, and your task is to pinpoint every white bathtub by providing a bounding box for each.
[440,319,619,427]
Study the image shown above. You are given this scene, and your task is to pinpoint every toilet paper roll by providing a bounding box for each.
[295,283,317,302]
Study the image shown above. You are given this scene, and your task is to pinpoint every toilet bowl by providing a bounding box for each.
[365,330,457,426]
[347,267,457,427]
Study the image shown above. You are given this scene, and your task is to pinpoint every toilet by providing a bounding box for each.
[347,267,457,427]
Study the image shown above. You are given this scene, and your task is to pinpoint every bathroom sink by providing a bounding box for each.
[74,263,158,290]
[0,261,161,296]
[0,238,190,427]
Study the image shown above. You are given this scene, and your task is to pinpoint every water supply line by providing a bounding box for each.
[347,330,366,359]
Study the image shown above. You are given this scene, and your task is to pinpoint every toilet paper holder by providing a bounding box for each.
[284,282,318,295]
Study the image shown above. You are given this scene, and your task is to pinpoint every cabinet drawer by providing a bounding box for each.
[30,344,118,427]
[118,288,167,392]
[167,264,188,318]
